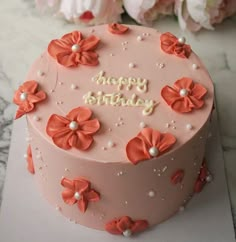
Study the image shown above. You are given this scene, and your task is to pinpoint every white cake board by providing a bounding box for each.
[0,114,235,242]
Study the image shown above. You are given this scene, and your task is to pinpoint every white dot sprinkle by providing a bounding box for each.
[137,36,143,41]
[206,174,213,183]
[129,63,135,68]
[71,84,78,90]
[192,63,199,70]
[23,154,28,159]
[55,206,61,211]
[153,168,157,173]
[186,124,193,130]
[139,121,146,128]
[37,70,44,77]
[125,201,128,205]
[102,147,107,151]
[162,166,168,172]
[33,115,40,122]
[159,63,165,69]
[65,168,69,172]
[123,47,127,51]
[59,82,63,85]
[108,128,112,132]
[179,206,185,212]
[110,53,114,57]
[171,157,175,161]
[171,120,175,124]
[165,123,170,128]
[148,190,155,198]
[107,141,115,148]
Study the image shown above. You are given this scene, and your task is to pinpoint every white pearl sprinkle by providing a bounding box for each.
[26,137,31,142]
[123,229,132,237]
[206,174,213,183]
[137,36,143,41]
[179,206,185,212]
[33,115,40,121]
[55,205,61,211]
[110,53,114,57]
[70,84,78,90]
[192,63,199,70]
[107,141,115,148]
[149,147,159,157]
[129,63,135,68]
[179,89,188,97]
[162,166,168,172]
[159,63,165,69]
[69,121,79,131]
[148,190,155,198]
[23,154,28,159]
[37,70,44,77]
[153,168,157,173]
[65,168,69,172]
[178,37,186,44]
[71,44,80,52]
[20,92,28,101]
[165,123,170,128]
[74,192,80,200]
[139,121,146,128]
[186,124,193,130]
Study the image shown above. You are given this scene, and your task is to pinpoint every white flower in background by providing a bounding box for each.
[35,0,59,11]
[59,0,123,25]
[175,0,236,32]
[123,0,175,25]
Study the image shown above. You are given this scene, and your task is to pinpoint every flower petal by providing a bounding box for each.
[20,80,38,94]
[74,132,94,150]
[160,32,177,54]
[77,196,88,213]
[131,220,149,233]
[158,133,176,153]
[117,216,133,232]
[85,189,100,202]
[138,128,161,148]
[188,96,204,109]
[191,83,207,99]
[48,38,72,59]
[27,145,35,174]
[13,90,22,105]
[174,77,193,91]
[105,220,122,235]
[194,179,206,193]
[56,51,78,67]
[171,169,185,185]
[74,178,90,194]
[46,114,70,137]
[62,189,77,205]
[79,119,100,135]
[61,31,82,45]
[171,98,192,113]
[79,35,100,51]
[27,90,47,104]
[108,23,129,34]
[161,86,181,106]
[52,128,74,150]
[67,106,92,122]
[126,137,150,165]
[77,51,99,66]
[61,177,75,190]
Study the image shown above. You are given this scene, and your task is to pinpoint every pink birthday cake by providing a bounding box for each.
[14,24,214,237]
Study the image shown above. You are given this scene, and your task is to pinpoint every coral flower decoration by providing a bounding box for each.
[46,107,100,150]
[161,77,207,113]
[108,23,129,34]
[126,128,176,165]
[61,177,100,213]
[13,80,47,119]
[48,31,100,67]
[160,32,191,58]
[26,145,35,174]
[194,158,210,193]
[105,216,149,236]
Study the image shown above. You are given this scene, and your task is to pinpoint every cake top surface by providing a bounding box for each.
[24,24,214,164]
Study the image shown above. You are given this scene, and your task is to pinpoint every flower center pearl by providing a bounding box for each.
[71,44,80,52]
[74,192,80,200]
[178,37,186,44]
[20,92,28,101]
[149,147,159,157]
[69,121,79,131]
[123,229,132,237]
[179,89,189,97]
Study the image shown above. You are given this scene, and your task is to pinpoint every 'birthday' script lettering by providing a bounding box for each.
[83,91,158,116]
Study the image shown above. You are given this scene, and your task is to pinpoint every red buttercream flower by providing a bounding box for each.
[108,23,129,34]
[26,145,35,174]
[105,216,149,236]
[161,77,207,113]
[171,169,184,185]
[46,107,100,150]
[48,31,100,67]
[194,158,211,193]
[126,128,176,165]
[61,177,100,213]
[13,80,47,119]
[160,32,192,58]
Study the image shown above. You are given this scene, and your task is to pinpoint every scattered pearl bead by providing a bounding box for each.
[115,123,120,127]
[59,81,63,85]
[74,192,80,200]
[192,63,199,70]
[36,154,41,159]
[148,190,155,198]
[137,36,143,41]
[102,147,107,151]
[186,124,193,130]
[159,63,165,69]
[162,166,168,172]
[153,168,157,173]
[206,174,213,183]
[172,126,176,130]
[118,117,123,121]
[178,37,186,44]
[129,62,135,68]
[55,206,61,211]
[171,120,175,124]
[200,136,203,139]
[33,115,40,122]
[123,47,127,51]
[110,53,114,57]
[171,157,175,161]
[64,168,69,172]
[165,123,170,128]
[37,70,44,77]
[59,101,63,104]
[149,147,159,157]
[23,154,28,159]
[108,128,112,132]
[49,89,54,93]
[107,141,115,148]
[26,137,31,142]
[71,44,80,52]
[179,206,185,212]
[69,121,79,131]
[123,229,132,237]
[179,89,189,97]
[125,201,128,205]
[71,84,78,90]
[139,121,146,128]
[20,92,28,101]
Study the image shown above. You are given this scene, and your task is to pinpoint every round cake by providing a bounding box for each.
[14,24,214,236]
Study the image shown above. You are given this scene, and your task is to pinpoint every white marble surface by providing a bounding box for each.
[0,0,236,231]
